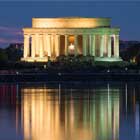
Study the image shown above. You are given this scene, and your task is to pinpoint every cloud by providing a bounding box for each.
[0,38,7,43]
[0,25,22,37]
[0,37,22,43]
[0,26,23,47]
[0,26,21,31]
[0,37,23,48]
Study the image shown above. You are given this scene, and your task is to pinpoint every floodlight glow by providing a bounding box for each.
[69,43,75,51]
[22,17,121,62]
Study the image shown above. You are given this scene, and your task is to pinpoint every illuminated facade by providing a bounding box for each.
[21,17,122,62]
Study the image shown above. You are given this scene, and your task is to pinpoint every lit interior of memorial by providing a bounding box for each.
[21,17,122,62]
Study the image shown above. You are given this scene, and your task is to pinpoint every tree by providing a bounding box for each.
[5,44,23,61]
[0,48,8,63]
[120,43,140,62]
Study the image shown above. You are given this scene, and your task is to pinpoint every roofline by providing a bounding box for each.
[32,17,111,20]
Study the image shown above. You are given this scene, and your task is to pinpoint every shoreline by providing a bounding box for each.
[0,72,139,82]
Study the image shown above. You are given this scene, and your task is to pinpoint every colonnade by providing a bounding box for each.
[23,33,120,60]
[24,34,60,58]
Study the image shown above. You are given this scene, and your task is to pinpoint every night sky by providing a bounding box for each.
[0,1,140,48]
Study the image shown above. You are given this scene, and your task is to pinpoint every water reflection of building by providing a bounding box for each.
[119,83,140,140]
[20,84,120,140]
[0,84,18,106]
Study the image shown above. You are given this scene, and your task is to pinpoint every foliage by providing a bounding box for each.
[5,45,22,61]
[0,48,8,63]
[120,43,140,62]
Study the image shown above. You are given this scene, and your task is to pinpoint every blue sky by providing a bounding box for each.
[0,1,140,47]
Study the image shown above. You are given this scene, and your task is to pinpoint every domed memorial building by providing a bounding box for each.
[21,17,122,62]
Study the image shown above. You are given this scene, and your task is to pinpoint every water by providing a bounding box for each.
[0,82,140,140]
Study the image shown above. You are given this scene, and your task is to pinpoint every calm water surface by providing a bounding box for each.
[0,82,140,140]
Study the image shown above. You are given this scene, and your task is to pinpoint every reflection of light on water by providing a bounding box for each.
[135,103,139,139]
[125,83,128,114]
[21,86,120,140]
[58,84,61,104]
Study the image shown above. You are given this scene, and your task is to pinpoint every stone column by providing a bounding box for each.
[89,35,92,55]
[65,35,68,56]
[23,34,30,58]
[43,34,47,57]
[114,35,119,57]
[82,34,87,56]
[55,35,60,57]
[51,34,57,58]
[47,34,51,57]
[100,35,104,57]
[104,35,107,56]
[108,35,112,57]
[39,34,44,57]
[74,35,78,56]
[92,35,96,56]
[31,34,36,58]
[35,34,39,57]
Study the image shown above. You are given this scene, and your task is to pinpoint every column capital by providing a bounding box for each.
[30,34,35,37]
[111,34,119,37]
[64,34,69,37]
[39,34,43,36]
[24,34,30,37]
